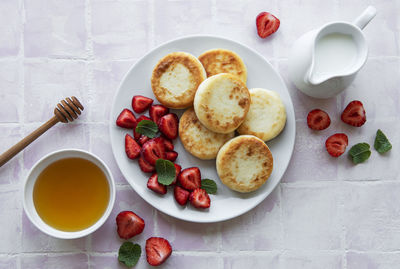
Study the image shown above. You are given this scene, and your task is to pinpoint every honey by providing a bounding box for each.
[33,157,110,232]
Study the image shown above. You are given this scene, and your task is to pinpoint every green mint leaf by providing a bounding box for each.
[155,159,176,185]
[349,143,371,164]
[374,129,392,154]
[118,242,141,268]
[135,120,158,138]
[201,179,217,194]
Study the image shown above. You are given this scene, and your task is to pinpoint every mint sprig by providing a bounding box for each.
[349,143,371,164]
[374,129,392,154]
[201,179,217,194]
[155,159,176,185]
[135,120,158,138]
[118,242,141,268]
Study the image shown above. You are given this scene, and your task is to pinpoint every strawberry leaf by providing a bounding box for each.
[201,179,217,194]
[155,159,176,185]
[118,242,141,268]
[135,120,158,138]
[374,129,392,154]
[349,143,371,164]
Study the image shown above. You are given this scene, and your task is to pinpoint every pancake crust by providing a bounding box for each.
[198,49,247,83]
[237,88,286,141]
[179,108,234,160]
[151,52,206,109]
[216,135,273,193]
[193,73,250,134]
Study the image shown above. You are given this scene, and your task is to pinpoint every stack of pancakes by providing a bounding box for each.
[151,49,286,193]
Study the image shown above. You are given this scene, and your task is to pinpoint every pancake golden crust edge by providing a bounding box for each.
[151,52,207,109]
[198,49,247,83]
[216,135,273,193]
[179,108,234,160]
[237,88,286,141]
[193,73,250,134]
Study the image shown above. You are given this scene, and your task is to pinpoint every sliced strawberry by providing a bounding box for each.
[133,128,141,140]
[159,113,179,140]
[341,100,366,127]
[145,237,172,266]
[174,186,190,206]
[116,109,137,129]
[139,157,155,173]
[138,135,150,146]
[141,137,166,165]
[165,151,178,162]
[116,211,145,240]
[147,173,167,195]
[171,163,181,185]
[256,12,280,38]
[125,134,141,159]
[189,188,210,209]
[132,95,153,113]
[325,133,349,157]
[149,105,169,125]
[160,136,174,151]
[307,109,331,130]
[178,167,201,191]
[137,115,152,123]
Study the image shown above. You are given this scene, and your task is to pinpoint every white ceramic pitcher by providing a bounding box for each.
[288,6,377,99]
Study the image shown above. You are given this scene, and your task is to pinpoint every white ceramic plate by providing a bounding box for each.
[110,36,295,223]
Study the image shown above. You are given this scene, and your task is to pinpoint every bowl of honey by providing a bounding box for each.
[23,149,116,239]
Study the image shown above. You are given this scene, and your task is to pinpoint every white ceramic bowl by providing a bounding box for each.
[23,149,116,239]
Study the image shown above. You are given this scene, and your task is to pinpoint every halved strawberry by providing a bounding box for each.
[133,128,141,140]
[171,163,181,185]
[159,113,179,140]
[174,186,190,206]
[138,135,150,146]
[189,188,210,209]
[141,137,166,165]
[116,211,145,240]
[256,12,280,38]
[307,109,331,130]
[145,237,172,266]
[178,167,201,191]
[139,157,155,173]
[325,133,349,157]
[125,134,140,159]
[137,115,152,123]
[147,173,167,194]
[341,100,366,127]
[150,105,169,125]
[165,151,178,162]
[132,95,153,113]
[116,109,137,129]
[160,136,174,151]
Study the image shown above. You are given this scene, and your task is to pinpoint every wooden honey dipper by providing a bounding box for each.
[0,97,84,167]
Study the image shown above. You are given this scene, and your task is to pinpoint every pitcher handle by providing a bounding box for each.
[353,6,377,30]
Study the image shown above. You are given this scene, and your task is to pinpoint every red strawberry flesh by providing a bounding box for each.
[116,109,137,129]
[150,105,169,125]
[145,237,172,266]
[137,115,152,123]
[139,157,155,173]
[132,95,153,113]
[147,173,167,194]
[158,113,179,140]
[125,134,141,159]
[174,186,190,206]
[256,12,280,38]
[161,137,174,151]
[307,109,331,130]
[171,163,181,185]
[178,167,201,191]
[165,151,178,162]
[116,211,145,239]
[325,133,349,157]
[141,137,166,165]
[341,100,366,127]
[189,188,211,209]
